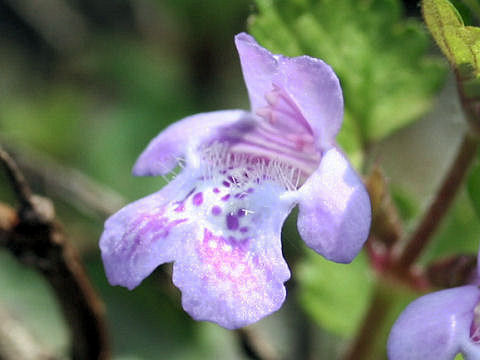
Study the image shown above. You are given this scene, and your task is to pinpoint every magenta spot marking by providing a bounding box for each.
[128,214,187,257]
[192,192,203,206]
[247,188,254,193]
[211,206,222,216]
[234,192,248,199]
[174,202,185,212]
[239,226,249,233]
[221,194,230,201]
[226,214,239,230]
[213,188,220,193]
[222,180,230,188]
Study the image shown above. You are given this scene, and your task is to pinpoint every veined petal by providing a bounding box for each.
[235,33,343,149]
[132,110,250,176]
[275,56,344,149]
[235,33,278,112]
[387,286,480,360]
[171,180,293,329]
[100,172,197,289]
[296,148,371,263]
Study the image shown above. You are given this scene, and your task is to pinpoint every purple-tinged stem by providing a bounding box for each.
[393,133,479,272]
[342,283,393,360]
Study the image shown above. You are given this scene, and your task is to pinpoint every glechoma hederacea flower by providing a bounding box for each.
[99,33,372,329]
[388,249,480,359]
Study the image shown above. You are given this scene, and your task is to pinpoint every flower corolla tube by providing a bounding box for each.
[99,33,372,329]
[388,248,480,360]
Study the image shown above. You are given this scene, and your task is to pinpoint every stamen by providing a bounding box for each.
[258,84,312,134]
[199,142,311,191]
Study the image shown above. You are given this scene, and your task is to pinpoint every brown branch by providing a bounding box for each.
[236,327,279,360]
[393,133,479,271]
[3,0,89,54]
[0,140,126,220]
[342,283,393,360]
[0,148,110,360]
[0,149,34,212]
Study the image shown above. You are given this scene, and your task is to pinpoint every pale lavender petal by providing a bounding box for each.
[100,172,196,289]
[172,181,293,329]
[388,285,480,360]
[235,33,278,112]
[296,148,371,263]
[133,110,250,176]
[275,56,344,148]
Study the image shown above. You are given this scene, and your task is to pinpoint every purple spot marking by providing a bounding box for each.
[247,188,254,193]
[213,188,220,193]
[228,175,239,185]
[127,214,187,257]
[211,206,222,216]
[183,188,196,200]
[238,209,246,217]
[239,226,249,233]
[193,192,203,206]
[234,192,248,199]
[174,202,185,212]
[221,194,230,201]
[222,180,230,188]
[226,214,239,230]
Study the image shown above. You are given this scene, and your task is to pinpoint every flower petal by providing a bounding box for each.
[296,148,371,263]
[132,110,250,176]
[387,285,480,360]
[171,181,292,329]
[275,56,344,148]
[100,172,196,289]
[235,33,279,112]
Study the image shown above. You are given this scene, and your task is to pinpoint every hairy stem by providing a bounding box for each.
[394,133,479,271]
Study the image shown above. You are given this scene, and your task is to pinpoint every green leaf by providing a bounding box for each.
[467,160,480,219]
[297,251,373,337]
[249,0,446,149]
[423,0,480,79]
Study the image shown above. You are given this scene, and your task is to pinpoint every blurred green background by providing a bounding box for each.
[0,0,479,359]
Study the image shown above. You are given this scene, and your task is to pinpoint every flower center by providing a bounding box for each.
[201,142,305,191]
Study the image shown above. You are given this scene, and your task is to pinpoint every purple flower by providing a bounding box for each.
[388,250,480,359]
[99,33,371,329]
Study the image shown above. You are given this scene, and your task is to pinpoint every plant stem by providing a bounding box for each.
[342,283,393,360]
[393,133,479,271]
[0,149,110,360]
